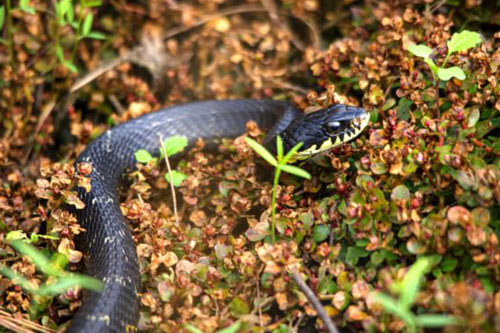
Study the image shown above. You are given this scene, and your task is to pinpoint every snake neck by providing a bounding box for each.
[263,105,303,155]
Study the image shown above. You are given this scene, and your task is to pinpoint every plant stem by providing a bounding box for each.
[5,0,14,70]
[435,79,440,118]
[442,53,450,68]
[159,135,180,226]
[291,268,339,333]
[271,168,281,244]
[71,5,85,63]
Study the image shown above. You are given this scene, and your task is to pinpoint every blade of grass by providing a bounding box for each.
[244,137,277,166]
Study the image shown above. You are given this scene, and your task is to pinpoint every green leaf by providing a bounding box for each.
[19,0,36,14]
[164,170,188,187]
[6,230,28,241]
[397,98,413,121]
[8,240,60,277]
[440,257,458,272]
[447,30,482,54]
[415,314,460,327]
[216,321,242,333]
[312,224,331,242]
[0,6,5,30]
[229,296,250,316]
[86,31,107,40]
[65,1,74,23]
[278,164,311,180]
[30,233,58,243]
[370,251,385,266]
[82,12,93,36]
[282,141,303,164]
[244,137,277,167]
[184,324,204,333]
[82,0,103,7]
[135,149,153,163]
[64,60,78,73]
[276,135,284,159]
[424,58,438,74]
[408,44,432,58]
[161,136,188,157]
[55,45,65,63]
[398,257,431,309]
[437,67,465,81]
[35,274,103,295]
[54,2,65,24]
[58,0,71,24]
[0,265,37,292]
[373,293,416,329]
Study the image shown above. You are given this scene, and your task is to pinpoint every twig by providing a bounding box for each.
[435,79,440,118]
[0,309,54,333]
[291,268,339,333]
[108,94,126,115]
[263,76,309,94]
[255,278,264,327]
[69,49,142,93]
[430,0,448,13]
[22,98,56,164]
[158,134,180,226]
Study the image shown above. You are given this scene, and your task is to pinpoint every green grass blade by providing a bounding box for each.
[415,314,460,328]
[399,257,431,309]
[9,240,61,277]
[278,164,311,180]
[36,274,104,296]
[216,321,242,333]
[244,137,277,166]
[282,141,303,164]
[276,135,283,159]
[0,265,37,293]
[184,324,204,333]
[373,292,416,330]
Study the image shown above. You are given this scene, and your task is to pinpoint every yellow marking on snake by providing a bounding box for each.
[288,113,369,163]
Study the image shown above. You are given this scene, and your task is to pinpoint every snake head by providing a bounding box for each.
[281,104,369,162]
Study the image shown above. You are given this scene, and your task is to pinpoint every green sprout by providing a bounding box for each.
[135,135,189,226]
[0,0,106,74]
[408,30,482,82]
[408,30,481,115]
[372,257,460,332]
[0,238,103,317]
[134,135,189,187]
[245,136,311,243]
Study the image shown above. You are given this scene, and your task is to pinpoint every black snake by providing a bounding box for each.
[70,99,368,332]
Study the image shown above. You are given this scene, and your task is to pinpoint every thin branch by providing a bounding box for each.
[291,268,339,333]
[0,309,54,333]
[158,134,180,226]
[263,76,309,94]
[69,49,141,93]
[22,98,56,164]
[108,94,126,115]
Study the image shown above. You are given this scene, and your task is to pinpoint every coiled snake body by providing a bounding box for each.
[70,100,368,332]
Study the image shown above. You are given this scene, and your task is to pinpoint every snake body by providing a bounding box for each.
[70,99,367,332]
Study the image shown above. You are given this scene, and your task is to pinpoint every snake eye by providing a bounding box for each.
[326,121,341,134]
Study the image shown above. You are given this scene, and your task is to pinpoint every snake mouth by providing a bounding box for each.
[289,108,369,162]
